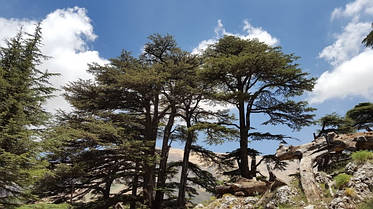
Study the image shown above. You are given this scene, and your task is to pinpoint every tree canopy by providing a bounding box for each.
[201,35,315,178]
[346,102,373,131]
[0,26,55,207]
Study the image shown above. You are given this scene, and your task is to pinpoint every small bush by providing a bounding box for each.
[351,150,373,164]
[344,187,357,198]
[334,173,351,189]
[16,203,71,209]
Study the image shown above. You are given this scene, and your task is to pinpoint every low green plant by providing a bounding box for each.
[290,176,308,204]
[278,203,295,209]
[344,187,357,198]
[334,173,351,189]
[202,196,216,206]
[319,183,332,198]
[351,150,373,164]
[357,198,373,209]
[16,203,71,209]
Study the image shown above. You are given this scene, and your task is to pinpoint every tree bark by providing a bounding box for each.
[177,119,193,207]
[249,153,257,179]
[238,99,250,178]
[154,107,176,209]
[130,162,139,209]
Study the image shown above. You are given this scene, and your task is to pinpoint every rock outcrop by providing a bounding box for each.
[194,132,373,209]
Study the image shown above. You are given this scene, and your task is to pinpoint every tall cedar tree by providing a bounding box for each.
[57,35,180,208]
[201,36,315,178]
[0,26,55,207]
[173,65,237,206]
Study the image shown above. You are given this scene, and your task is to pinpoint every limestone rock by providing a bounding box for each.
[216,178,268,197]
[265,186,297,209]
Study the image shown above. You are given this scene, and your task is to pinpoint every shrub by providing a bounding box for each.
[351,150,373,164]
[344,187,357,198]
[334,173,351,189]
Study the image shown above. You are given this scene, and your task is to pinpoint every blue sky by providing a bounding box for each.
[1,0,372,154]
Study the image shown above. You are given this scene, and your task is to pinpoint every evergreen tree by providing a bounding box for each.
[346,102,373,131]
[0,26,55,207]
[37,111,145,209]
[314,112,354,139]
[201,36,315,179]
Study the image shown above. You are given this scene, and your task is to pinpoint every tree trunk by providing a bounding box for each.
[249,153,257,179]
[130,162,139,209]
[177,119,193,208]
[143,97,160,209]
[238,100,250,178]
[154,107,176,209]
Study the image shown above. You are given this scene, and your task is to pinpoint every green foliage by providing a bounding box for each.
[319,183,332,198]
[316,113,354,137]
[16,203,71,209]
[0,25,56,207]
[346,102,373,131]
[351,150,373,164]
[201,35,316,178]
[334,173,351,189]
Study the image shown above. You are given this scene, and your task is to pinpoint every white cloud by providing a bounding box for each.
[331,0,373,20]
[242,20,279,46]
[310,49,373,103]
[319,20,371,65]
[0,7,108,112]
[310,0,373,104]
[192,19,278,54]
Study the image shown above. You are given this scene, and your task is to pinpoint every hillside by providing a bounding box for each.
[191,132,373,209]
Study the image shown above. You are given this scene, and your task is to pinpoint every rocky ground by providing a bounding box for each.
[192,132,373,209]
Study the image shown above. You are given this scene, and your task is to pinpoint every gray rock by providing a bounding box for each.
[266,185,297,208]
[345,162,358,175]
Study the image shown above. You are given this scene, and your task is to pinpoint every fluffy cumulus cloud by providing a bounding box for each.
[310,0,373,104]
[192,19,278,54]
[319,20,371,66]
[0,7,108,112]
[331,0,373,20]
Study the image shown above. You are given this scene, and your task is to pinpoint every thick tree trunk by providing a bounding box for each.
[238,100,250,178]
[249,153,257,179]
[154,108,176,209]
[177,119,193,208]
[143,103,158,208]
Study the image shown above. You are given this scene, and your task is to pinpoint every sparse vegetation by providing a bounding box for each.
[351,150,373,164]
[334,173,352,189]
[290,176,308,204]
[344,187,357,198]
[16,203,71,209]
[357,198,373,209]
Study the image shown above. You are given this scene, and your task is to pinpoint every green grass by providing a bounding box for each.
[16,203,71,209]
[351,150,373,164]
[290,176,308,204]
[334,173,352,189]
[357,198,373,209]
[319,183,332,198]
